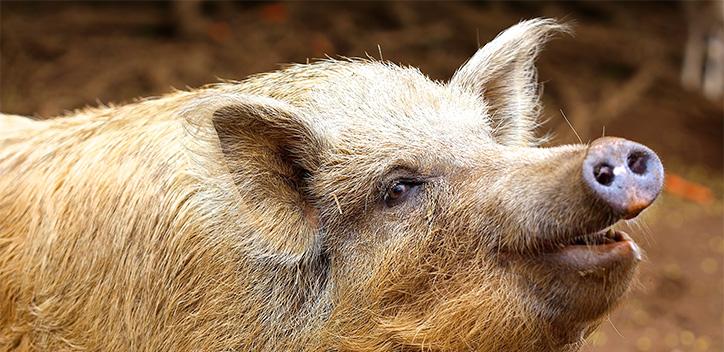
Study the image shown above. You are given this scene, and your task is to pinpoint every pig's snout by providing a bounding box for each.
[582,137,663,219]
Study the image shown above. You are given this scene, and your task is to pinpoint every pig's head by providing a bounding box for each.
[191,19,663,351]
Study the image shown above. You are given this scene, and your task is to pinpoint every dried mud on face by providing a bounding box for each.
[1,2,721,351]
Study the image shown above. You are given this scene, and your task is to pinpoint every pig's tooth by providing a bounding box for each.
[606,228,615,239]
[630,241,643,261]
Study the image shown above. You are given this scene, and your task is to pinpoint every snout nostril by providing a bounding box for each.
[627,152,649,175]
[584,137,663,219]
[593,163,615,186]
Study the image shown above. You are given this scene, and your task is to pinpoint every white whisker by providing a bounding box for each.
[560,109,583,143]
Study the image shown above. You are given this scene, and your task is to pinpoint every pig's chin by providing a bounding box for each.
[506,225,642,342]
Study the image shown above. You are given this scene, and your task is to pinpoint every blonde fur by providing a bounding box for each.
[1,19,635,351]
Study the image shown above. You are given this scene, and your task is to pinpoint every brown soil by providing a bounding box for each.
[1,2,722,351]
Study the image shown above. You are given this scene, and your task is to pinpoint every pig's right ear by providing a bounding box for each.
[450,18,569,146]
[186,94,328,263]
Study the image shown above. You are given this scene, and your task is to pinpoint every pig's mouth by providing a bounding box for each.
[565,227,623,247]
[544,226,642,270]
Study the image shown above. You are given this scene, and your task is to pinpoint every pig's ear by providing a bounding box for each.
[205,95,328,262]
[450,18,569,146]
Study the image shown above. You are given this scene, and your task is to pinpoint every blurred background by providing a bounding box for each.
[1,1,722,351]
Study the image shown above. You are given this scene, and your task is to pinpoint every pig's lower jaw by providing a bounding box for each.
[505,227,641,348]
[546,229,642,271]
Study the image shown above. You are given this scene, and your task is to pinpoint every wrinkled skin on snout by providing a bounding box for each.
[0,19,662,351]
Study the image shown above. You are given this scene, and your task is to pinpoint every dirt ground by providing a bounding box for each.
[1,2,722,351]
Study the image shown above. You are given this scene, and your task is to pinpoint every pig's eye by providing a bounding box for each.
[384,180,422,207]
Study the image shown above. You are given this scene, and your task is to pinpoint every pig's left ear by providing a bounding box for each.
[450,18,569,146]
[185,93,329,263]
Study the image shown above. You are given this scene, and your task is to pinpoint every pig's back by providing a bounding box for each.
[0,95,230,350]
[0,113,38,131]
[0,113,42,144]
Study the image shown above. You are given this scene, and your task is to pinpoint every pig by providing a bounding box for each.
[0,19,663,351]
